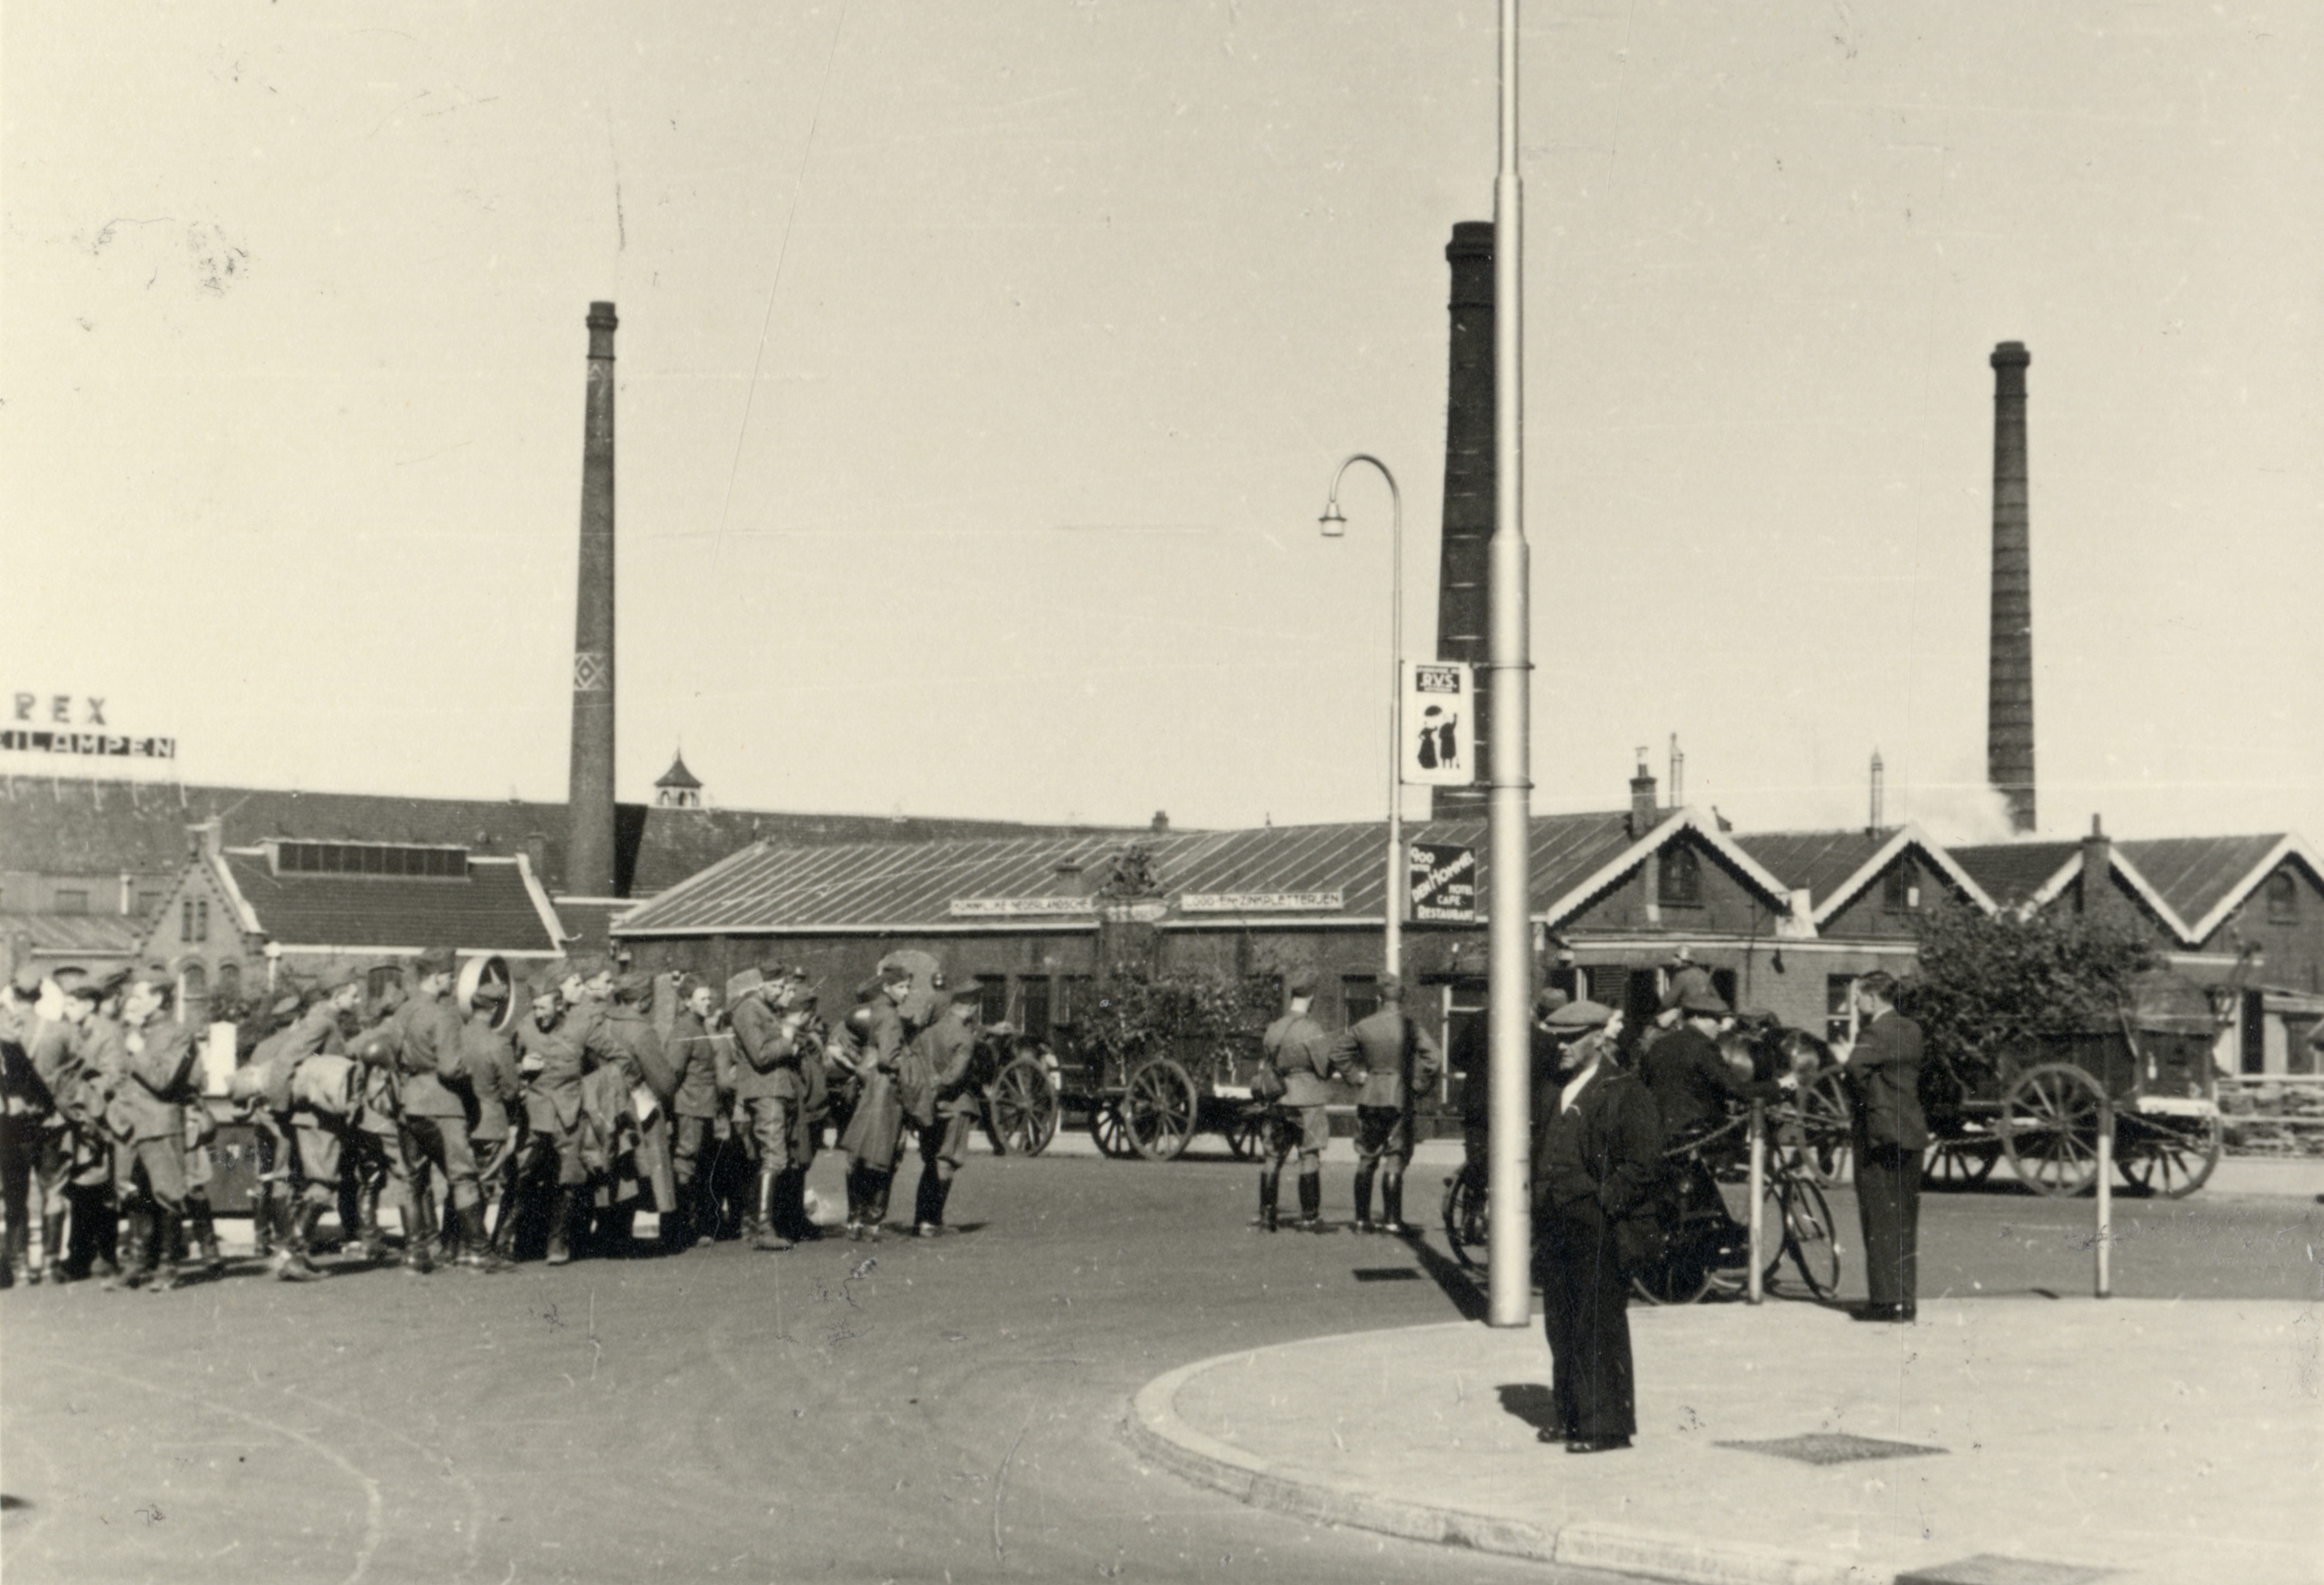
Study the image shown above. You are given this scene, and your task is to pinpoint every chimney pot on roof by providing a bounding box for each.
[2079,815,2118,922]
[1868,750,1886,835]
[1150,811,1169,834]
[1629,751,1658,839]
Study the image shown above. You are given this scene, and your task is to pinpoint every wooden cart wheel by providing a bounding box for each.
[1221,1105,1267,1161]
[1793,1069,1855,1186]
[1123,1058,1199,1162]
[455,954,517,1032]
[2001,1063,2106,1198]
[989,1056,1059,1158]
[1923,1136,1998,1190]
[1088,1100,1138,1159]
[2115,1112,2222,1199]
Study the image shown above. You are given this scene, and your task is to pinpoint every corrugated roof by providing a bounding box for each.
[1,775,1141,899]
[614,810,1723,937]
[1950,842,2080,905]
[220,851,560,953]
[12,913,144,956]
[2116,835,2289,936]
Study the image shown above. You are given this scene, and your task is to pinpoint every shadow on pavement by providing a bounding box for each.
[1405,1233,1490,1323]
[1494,1382,1560,1437]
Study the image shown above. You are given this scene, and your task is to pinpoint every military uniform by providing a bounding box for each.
[1258,972,1342,1232]
[0,983,47,1285]
[115,999,201,1290]
[904,996,981,1237]
[512,989,639,1263]
[728,975,808,1249]
[68,1005,130,1279]
[457,998,524,1261]
[387,977,471,1272]
[835,989,911,1237]
[663,997,724,1249]
[1330,989,1441,1234]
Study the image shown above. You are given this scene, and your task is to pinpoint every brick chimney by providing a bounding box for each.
[1433,221,1495,815]
[1988,341,2036,834]
[1628,748,1659,839]
[2079,814,2118,922]
[187,818,223,861]
[566,302,620,897]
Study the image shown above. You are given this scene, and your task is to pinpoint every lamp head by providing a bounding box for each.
[1318,500,1347,538]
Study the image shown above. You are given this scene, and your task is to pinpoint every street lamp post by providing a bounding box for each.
[1319,453,1404,979]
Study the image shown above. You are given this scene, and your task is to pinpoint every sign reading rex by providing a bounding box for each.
[1400,662,1474,786]
[4,691,175,761]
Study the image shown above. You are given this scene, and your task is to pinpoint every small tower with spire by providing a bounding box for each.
[654,751,704,810]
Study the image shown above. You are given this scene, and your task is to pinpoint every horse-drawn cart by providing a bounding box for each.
[1923,969,2226,1198]
[984,1030,1271,1163]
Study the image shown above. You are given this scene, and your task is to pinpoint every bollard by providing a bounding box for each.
[1747,1100,1766,1305]
[2094,1098,2113,1299]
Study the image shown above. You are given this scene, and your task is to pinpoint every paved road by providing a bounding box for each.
[3,1148,2313,1584]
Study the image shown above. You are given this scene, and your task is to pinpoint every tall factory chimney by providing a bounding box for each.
[1434,221,1495,816]
[1987,341,2036,834]
[565,301,620,897]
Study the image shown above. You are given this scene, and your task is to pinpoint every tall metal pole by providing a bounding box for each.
[1485,0,1534,1328]
[1320,454,1404,978]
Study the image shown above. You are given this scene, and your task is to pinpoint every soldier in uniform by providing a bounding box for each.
[66,972,132,1281]
[596,971,678,1254]
[779,971,830,1241]
[835,971,911,1240]
[457,980,525,1264]
[1,966,49,1285]
[12,972,100,1284]
[338,976,408,1264]
[1258,968,1342,1233]
[727,966,809,1251]
[661,975,723,1251]
[1332,974,1441,1235]
[512,967,647,1264]
[259,974,363,1280]
[391,949,486,1275]
[110,965,201,1291]
[905,981,983,1239]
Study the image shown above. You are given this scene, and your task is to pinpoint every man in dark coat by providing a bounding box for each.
[663,975,724,1250]
[1331,974,1441,1234]
[1835,971,1926,1321]
[1257,968,1341,1233]
[906,982,982,1238]
[1531,999,1662,1452]
[1641,987,1795,1256]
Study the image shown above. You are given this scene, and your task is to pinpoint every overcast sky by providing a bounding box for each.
[4,2,2316,846]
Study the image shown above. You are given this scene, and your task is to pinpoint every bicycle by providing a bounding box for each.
[1629,1104,1843,1305]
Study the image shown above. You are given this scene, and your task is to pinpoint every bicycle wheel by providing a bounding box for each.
[1777,1176,1841,1300]
[1441,1172,1489,1272]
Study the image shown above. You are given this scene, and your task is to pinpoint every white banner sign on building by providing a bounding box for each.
[947,896,1096,918]
[1179,891,1344,914]
[1400,661,1475,786]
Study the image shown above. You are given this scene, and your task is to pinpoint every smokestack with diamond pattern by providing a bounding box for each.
[1434,221,1495,815]
[1987,341,2036,834]
[565,302,619,897]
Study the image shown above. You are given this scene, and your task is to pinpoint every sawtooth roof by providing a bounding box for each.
[2115,835,2297,940]
[1949,842,2082,906]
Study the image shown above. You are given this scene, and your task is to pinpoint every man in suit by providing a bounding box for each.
[1834,970,1926,1321]
[1331,974,1441,1235]
[1258,967,1341,1233]
[1531,998,1663,1452]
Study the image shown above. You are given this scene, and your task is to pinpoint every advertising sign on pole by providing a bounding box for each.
[1401,661,1475,786]
[1409,841,1478,923]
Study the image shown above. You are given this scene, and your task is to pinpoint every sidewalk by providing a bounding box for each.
[1128,1298,2321,1585]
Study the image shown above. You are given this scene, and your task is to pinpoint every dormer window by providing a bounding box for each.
[2265,869,2299,924]
[1882,862,1922,912]
[1658,846,1702,908]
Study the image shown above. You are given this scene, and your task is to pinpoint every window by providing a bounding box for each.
[216,962,241,1003]
[181,963,208,1028]
[1882,863,1921,912]
[1342,975,1381,1027]
[1658,846,1702,908]
[976,975,1009,1027]
[1826,975,1857,1044]
[1588,967,1628,1015]
[1018,976,1053,1039]
[275,842,467,879]
[2265,870,2299,925]
[54,888,90,914]
[181,898,209,941]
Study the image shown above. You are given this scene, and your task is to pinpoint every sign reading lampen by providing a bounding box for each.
[1179,891,1344,914]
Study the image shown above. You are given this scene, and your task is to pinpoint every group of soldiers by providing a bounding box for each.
[0,948,1000,1292]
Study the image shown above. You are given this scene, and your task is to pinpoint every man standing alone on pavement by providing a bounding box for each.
[1833,971,1925,1322]
[1258,968,1339,1233]
[1333,974,1439,1235]
[1531,999,1662,1453]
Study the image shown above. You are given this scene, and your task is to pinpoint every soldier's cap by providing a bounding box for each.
[269,991,303,1016]
[1532,987,1571,1018]
[612,970,654,1001]
[879,962,914,986]
[1667,945,1697,967]
[469,979,510,1007]
[9,963,42,996]
[948,981,982,1005]
[129,962,176,992]
[852,976,883,1002]
[415,947,457,976]
[1285,967,1319,998]
[528,972,563,1003]
[1678,987,1731,1017]
[66,978,110,1003]
[677,974,714,1001]
[724,967,765,1002]
[1543,998,1614,1030]
[1736,1005,1779,1027]
[1374,972,1405,999]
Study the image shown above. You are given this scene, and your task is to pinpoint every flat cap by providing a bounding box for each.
[1543,998,1614,1030]
[724,967,765,1002]
[415,947,457,976]
[469,979,510,1007]
[1678,987,1731,1017]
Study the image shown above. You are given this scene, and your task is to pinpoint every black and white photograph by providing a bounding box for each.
[3,4,2317,1582]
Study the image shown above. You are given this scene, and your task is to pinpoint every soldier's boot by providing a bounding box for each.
[1295,1172,1324,1232]
[88,1193,121,1280]
[277,1199,326,1281]
[912,1171,945,1239]
[928,1175,953,1234]
[781,1167,820,1242]
[3,1217,29,1287]
[146,1210,186,1292]
[403,1194,437,1275]
[41,1210,69,1282]
[437,1193,463,1266]
[457,1203,509,1273]
[1351,1162,1378,1233]
[546,1187,582,1266]
[861,1169,891,1241]
[251,1184,276,1259]
[1252,1169,1280,1232]
[184,1199,225,1276]
[353,1182,389,1263]
[107,1206,151,1289]
[750,1168,791,1251]
[1381,1174,1411,1237]
[489,1180,522,1259]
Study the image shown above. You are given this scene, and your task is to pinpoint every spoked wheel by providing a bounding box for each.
[1774,1177,1842,1301]
[1791,1069,1855,1186]
[1221,1105,1267,1161]
[1441,1170,1488,1273]
[2002,1063,2106,1197]
[2115,1112,2222,1199]
[1632,1246,1713,1306]
[1122,1058,1199,1162]
[1924,1136,2000,1191]
[1088,1100,1138,1159]
[989,1057,1059,1158]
